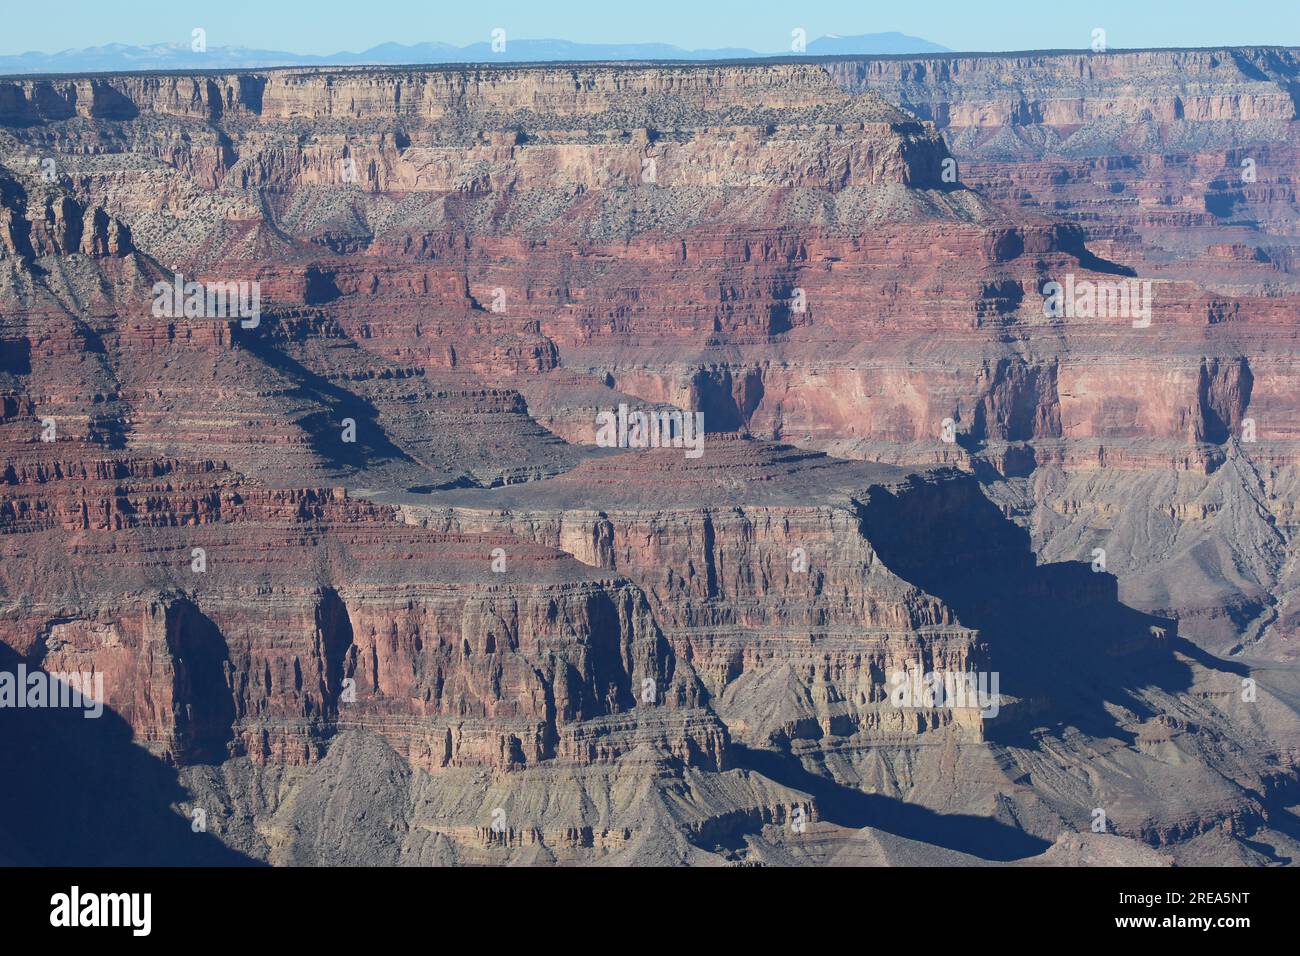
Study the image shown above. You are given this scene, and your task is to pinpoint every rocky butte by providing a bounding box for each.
[0,50,1297,866]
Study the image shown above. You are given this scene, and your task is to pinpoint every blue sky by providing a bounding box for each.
[3,0,1297,54]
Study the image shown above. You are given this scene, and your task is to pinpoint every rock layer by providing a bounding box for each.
[1,53,1299,866]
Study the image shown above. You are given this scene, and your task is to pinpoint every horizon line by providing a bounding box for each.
[3,44,1298,82]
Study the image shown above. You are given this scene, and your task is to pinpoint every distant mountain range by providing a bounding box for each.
[0,33,950,75]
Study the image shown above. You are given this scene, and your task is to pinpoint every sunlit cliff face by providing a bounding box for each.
[0,51,1298,866]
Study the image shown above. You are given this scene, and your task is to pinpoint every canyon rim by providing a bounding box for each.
[0,9,1298,907]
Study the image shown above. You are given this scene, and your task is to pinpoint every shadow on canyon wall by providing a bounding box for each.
[719,470,1253,863]
[732,744,1052,861]
[0,641,258,866]
[165,596,238,765]
[239,331,417,476]
[855,473,1219,748]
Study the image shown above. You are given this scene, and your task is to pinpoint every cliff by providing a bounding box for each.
[1,52,1298,866]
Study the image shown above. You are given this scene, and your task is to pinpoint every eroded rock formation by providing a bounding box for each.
[1,53,1298,866]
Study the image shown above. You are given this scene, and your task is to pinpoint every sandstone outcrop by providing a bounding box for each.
[1,53,1298,866]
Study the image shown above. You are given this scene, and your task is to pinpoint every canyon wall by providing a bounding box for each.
[1,52,1298,865]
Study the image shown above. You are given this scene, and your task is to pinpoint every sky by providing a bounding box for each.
[2,0,1297,55]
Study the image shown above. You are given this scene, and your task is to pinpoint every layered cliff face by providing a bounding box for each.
[1,55,1299,866]
[820,50,1300,663]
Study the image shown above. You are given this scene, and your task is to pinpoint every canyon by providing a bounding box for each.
[0,49,1298,866]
